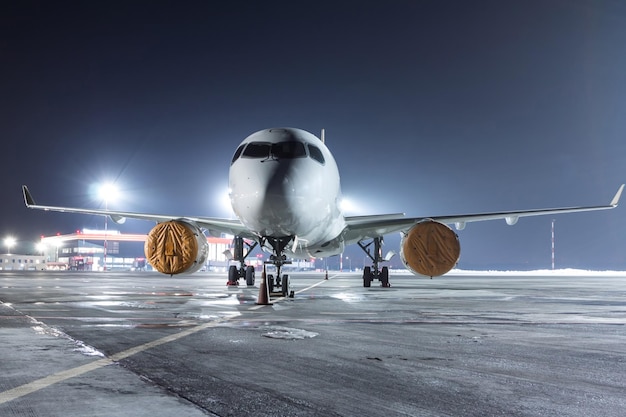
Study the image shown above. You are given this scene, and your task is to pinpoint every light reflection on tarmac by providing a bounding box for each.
[1,270,625,416]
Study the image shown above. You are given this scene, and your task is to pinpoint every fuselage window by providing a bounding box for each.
[271,141,306,159]
[307,144,325,164]
[242,142,271,158]
[231,144,246,164]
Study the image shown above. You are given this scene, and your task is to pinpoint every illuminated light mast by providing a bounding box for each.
[98,183,118,271]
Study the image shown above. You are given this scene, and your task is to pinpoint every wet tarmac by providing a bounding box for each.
[1,270,625,416]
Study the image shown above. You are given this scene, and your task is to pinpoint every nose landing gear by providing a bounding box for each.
[262,237,295,298]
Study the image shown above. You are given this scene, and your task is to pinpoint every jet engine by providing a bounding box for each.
[400,220,461,277]
[144,220,209,275]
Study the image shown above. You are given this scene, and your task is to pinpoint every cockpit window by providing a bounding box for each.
[231,144,246,164]
[240,141,307,160]
[242,142,271,158]
[307,144,325,164]
[271,141,307,159]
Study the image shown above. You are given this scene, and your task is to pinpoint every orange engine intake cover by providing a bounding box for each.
[145,220,204,275]
[401,220,461,277]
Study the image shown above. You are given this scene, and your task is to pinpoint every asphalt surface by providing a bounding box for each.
[0,269,625,416]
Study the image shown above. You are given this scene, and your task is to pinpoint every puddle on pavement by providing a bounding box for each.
[261,326,319,340]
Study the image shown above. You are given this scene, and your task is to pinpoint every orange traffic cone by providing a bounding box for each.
[256,265,272,305]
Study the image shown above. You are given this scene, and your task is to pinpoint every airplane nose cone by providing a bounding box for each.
[230,161,299,236]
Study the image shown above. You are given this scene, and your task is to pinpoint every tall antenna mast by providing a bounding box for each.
[320,128,325,143]
[551,219,555,270]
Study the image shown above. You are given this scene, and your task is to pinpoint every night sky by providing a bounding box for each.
[2,0,625,270]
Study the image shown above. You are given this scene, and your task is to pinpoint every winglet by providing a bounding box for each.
[22,185,35,207]
[610,184,624,207]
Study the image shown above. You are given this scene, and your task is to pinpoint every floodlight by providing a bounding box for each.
[98,182,119,204]
[36,242,46,254]
[4,236,16,254]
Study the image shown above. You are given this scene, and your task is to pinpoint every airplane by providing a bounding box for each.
[23,127,624,297]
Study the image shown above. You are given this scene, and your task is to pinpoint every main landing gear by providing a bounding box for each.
[358,237,391,288]
[227,236,258,286]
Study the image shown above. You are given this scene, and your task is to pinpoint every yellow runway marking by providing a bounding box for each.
[1,275,337,402]
[0,318,227,405]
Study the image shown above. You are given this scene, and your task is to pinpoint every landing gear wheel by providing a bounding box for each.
[363,266,372,288]
[380,266,390,287]
[281,274,290,297]
[245,266,255,286]
[267,274,275,293]
[227,265,239,286]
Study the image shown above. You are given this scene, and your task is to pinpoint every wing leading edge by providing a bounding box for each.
[343,184,624,244]
[22,185,252,238]
[22,183,624,247]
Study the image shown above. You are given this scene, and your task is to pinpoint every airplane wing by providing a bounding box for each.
[22,185,253,239]
[343,184,624,244]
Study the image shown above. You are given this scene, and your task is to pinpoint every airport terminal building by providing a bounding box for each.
[2,229,314,272]
[35,229,233,271]
[0,254,46,270]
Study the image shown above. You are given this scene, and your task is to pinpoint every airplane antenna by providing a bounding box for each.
[320,128,325,143]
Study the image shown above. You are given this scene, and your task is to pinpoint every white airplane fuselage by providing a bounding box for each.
[229,128,346,258]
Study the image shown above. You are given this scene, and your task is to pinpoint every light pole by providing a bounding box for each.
[98,183,118,271]
[551,219,555,270]
[4,237,16,254]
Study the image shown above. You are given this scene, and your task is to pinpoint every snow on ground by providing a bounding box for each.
[448,268,626,276]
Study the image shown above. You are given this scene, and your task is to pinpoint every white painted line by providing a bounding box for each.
[248,274,336,310]
[294,275,336,295]
[319,312,378,315]
[0,318,227,405]
[248,304,269,310]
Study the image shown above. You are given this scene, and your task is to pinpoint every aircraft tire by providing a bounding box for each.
[363,267,372,288]
[282,274,290,297]
[228,265,238,285]
[381,266,390,287]
[245,266,255,286]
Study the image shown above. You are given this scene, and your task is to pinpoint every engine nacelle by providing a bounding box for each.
[400,220,461,277]
[144,220,209,275]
